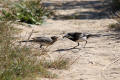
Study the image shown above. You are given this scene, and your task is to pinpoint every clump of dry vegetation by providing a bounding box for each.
[109,23,120,31]
[0,22,70,80]
[42,57,70,69]
[0,22,57,80]
[108,0,120,31]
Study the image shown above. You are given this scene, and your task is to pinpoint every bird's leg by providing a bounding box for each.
[73,42,79,48]
[83,40,87,48]
[78,42,79,46]
[40,45,43,48]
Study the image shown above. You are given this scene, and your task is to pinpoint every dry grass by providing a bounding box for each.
[0,22,56,80]
[108,0,120,31]
[0,22,70,80]
[42,56,70,69]
[109,23,120,31]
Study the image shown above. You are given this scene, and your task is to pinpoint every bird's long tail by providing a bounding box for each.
[88,34,101,38]
[19,40,34,42]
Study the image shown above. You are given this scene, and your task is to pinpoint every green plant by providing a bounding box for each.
[0,0,54,24]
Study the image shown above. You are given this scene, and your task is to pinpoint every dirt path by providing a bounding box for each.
[17,0,120,80]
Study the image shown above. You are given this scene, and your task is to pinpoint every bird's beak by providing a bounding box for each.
[63,35,67,38]
[63,34,72,39]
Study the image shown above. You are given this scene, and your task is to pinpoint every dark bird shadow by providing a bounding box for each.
[54,47,81,52]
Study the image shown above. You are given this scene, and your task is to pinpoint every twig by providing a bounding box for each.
[58,53,67,60]
[24,29,34,46]
[70,55,81,66]
[101,56,120,80]
[27,29,34,41]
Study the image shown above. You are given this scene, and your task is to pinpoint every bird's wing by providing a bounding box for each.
[79,33,85,38]
[32,37,52,42]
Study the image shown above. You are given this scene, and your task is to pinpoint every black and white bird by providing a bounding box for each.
[20,36,58,48]
[63,32,98,48]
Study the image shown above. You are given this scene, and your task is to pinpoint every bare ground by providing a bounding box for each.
[16,0,120,80]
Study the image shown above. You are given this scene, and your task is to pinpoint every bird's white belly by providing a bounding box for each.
[77,37,87,42]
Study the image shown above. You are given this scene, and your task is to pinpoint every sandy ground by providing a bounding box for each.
[16,0,120,80]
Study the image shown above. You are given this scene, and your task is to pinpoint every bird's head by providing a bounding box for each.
[63,33,72,39]
[63,32,81,39]
[51,36,58,41]
[85,34,91,39]
[86,33,98,39]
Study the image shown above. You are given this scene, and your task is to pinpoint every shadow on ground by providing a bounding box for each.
[43,0,112,20]
[55,47,81,52]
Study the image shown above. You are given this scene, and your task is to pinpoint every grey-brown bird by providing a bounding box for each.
[20,36,58,48]
[63,32,99,48]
